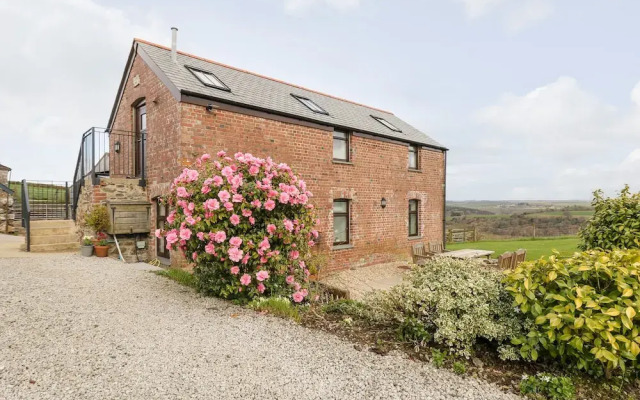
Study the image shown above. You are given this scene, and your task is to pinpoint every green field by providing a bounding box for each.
[9,181,68,203]
[446,236,580,260]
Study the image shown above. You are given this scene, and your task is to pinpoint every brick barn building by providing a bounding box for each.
[82,30,447,271]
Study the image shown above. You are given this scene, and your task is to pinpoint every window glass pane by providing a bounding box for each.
[409,214,417,236]
[140,113,147,131]
[333,138,348,160]
[409,200,417,212]
[408,150,417,169]
[334,215,348,243]
[333,201,348,214]
[159,204,166,217]
[333,130,347,139]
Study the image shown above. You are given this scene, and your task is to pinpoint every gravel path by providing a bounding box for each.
[0,254,520,400]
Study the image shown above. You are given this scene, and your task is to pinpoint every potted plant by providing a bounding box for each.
[81,236,94,257]
[85,205,110,238]
[94,237,110,257]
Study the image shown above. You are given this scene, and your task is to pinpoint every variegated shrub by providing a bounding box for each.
[505,249,640,376]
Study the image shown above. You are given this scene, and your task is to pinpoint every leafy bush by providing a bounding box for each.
[452,361,466,375]
[364,258,525,356]
[85,205,110,233]
[431,348,446,367]
[519,373,575,400]
[505,249,640,376]
[322,299,368,317]
[157,151,317,303]
[248,296,300,322]
[579,185,640,251]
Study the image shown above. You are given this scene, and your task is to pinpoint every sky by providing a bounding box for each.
[0,0,638,200]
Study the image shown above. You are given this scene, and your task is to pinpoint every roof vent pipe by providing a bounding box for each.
[171,27,178,63]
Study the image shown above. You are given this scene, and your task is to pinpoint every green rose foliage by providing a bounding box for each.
[505,249,640,376]
[578,185,640,251]
[364,258,525,357]
[159,151,318,303]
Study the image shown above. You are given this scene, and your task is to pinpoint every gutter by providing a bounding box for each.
[442,150,448,249]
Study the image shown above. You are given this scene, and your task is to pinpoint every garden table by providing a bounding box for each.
[434,249,494,259]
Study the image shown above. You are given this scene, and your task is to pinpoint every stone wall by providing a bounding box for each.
[75,177,150,262]
[0,192,14,234]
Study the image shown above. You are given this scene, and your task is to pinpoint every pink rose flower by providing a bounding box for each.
[242,209,252,217]
[230,266,240,275]
[257,283,266,294]
[165,230,178,244]
[259,237,271,251]
[286,275,295,285]
[176,187,190,198]
[251,199,262,208]
[292,292,304,303]
[289,250,299,260]
[217,150,226,157]
[283,219,294,232]
[218,190,231,202]
[204,198,220,211]
[192,252,198,261]
[311,230,319,238]
[185,216,196,225]
[229,236,243,247]
[279,192,290,204]
[167,211,176,224]
[228,247,243,263]
[232,193,244,203]
[267,224,277,235]
[154,229,162,238]
[264,199,276,211]
[221,166,233,177]
[179,228,192,240]
[224,202,234,211]
[201,185,211,194]
[212,175,224,186]
[256,270,270,281]
[249,217,255,225]
[230,175,243,188]
[241,254,250,264]
[240,274,251,286]
[205,242,215,254]
[249,165,260,175]
[230,214,240,226]
[186,169,199,182]
[213,231,227,243]
[200,153,211,162]
[196,232,205,241]
[267,189,278,198]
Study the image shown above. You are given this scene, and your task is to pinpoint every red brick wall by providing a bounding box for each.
[112,52,445,271]
[179,103,445,271]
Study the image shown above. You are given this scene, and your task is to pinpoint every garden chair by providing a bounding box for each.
[497,251,514,269]
[411,243,432,265]
[428,242,445,254]
[512,249,527,268]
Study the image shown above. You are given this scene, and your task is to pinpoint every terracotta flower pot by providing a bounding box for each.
[94,245,109,257]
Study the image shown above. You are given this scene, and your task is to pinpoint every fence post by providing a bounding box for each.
[65,182,69,220]
[91,128,97,185]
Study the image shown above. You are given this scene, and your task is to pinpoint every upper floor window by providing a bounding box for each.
[292,94,328,115]
[333,199,350,245]
[187,66,230,92]
[408,145,419,170]
[408,200,419,237]
[372,116,402,132]
[333,130,350,162]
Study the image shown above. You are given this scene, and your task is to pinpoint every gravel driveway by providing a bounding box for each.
[0,254,520,400]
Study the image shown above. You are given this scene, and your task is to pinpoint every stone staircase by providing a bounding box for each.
[22,220,78,253]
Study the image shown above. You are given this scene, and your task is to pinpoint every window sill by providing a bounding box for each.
[408,235,422,241]
[332,244,354,251]
[408,168,422,173]
[333,160,354,166]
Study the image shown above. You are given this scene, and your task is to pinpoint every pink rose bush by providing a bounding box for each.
[158,151,316,302]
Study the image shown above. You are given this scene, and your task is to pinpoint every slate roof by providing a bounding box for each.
[130,40,445,150]
[0,163,10,171]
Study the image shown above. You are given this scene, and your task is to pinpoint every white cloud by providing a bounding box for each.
[448,77,640,200]
[0,0,165,181]
[455,0,554,32]
[283,0,362,13]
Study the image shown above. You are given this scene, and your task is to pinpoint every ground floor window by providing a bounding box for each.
[156,200,170,259]
[333,199,350,245]
[408,199,419,237]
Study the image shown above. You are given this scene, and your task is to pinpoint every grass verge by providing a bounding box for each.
[446,236,580,260]
[153,268,198,289]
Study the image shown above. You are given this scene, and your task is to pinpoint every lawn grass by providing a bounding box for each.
[153,268,198,288]
[9,181,68,203]
[446,236,580,260]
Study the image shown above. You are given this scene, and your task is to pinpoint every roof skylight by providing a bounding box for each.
[187,67,230,91]
[372,116,402,133]
[291,94,328,115]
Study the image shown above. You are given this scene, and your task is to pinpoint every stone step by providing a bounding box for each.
[30,234,78,245]
[30,226,76,236]
[22,242,79,253]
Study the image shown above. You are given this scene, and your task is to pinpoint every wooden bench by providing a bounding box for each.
[411,243,433,265]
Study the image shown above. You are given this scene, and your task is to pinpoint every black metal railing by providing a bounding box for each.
[71,127,146,219]
[11,180,71,221]
[21,180,31,251]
